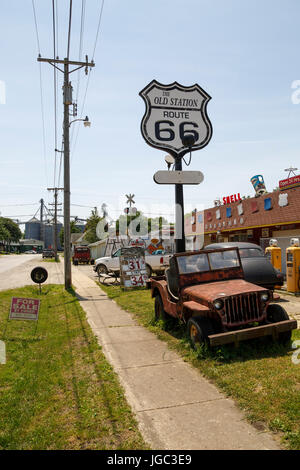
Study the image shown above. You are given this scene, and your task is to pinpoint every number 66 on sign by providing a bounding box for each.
[139,80,212,158]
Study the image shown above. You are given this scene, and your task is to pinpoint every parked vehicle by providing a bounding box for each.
[94,248,172,277]
[72,246,94,265]
[148,247,296,347]
[24,250,38,254]
[204,242,284,290]
[42,249,54,258]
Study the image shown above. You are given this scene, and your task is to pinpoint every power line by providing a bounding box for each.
[31,0,48,187]
[32,0,41,53]
[67,0,73,59]
[70,0,105,162]
[70,0,86,148]
[0,203,38,207]
[92,0,105,60]
[52,0,58,187]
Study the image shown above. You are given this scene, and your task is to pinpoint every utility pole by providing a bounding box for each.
[48,187,63,262]
[38,55,95,289]
[40,198,44,248]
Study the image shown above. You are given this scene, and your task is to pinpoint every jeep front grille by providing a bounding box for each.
[224,293,261,325]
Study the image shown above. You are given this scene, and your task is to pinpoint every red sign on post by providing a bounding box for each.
[9,297,40,321]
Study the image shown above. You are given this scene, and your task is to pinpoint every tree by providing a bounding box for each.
[59,220,82,248]
[0,222,10,251]
[0,217,22,251]
[115,212,169,238]
[84,208,104,244]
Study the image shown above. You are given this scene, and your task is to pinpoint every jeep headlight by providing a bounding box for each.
[213,299,224,310]
[260,293,269,302]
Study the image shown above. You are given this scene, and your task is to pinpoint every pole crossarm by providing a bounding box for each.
[37,56,95,75]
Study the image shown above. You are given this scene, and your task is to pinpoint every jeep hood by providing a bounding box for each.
[182,279,267,303]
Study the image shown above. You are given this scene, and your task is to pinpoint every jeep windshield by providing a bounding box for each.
[177,249,240,274]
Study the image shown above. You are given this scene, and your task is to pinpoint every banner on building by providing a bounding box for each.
[279,175,300,190]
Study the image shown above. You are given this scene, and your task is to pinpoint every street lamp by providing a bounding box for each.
[69,115,91,127]
[164,154,175,170]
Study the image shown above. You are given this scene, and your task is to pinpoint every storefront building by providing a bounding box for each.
[185,185,300,256]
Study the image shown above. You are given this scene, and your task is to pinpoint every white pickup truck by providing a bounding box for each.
[93,248,172,277]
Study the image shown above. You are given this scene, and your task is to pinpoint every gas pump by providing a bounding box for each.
[265,239,282,289]
[286,238,300,294]
[265,239,281,271]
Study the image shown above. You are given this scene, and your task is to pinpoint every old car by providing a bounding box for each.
[149,247,296,347]
[204,242,284,290]
[72,246,94,265]
[42,249,55,258]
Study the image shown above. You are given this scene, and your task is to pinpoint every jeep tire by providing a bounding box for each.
[154,294,166,322]
[187,317,214,349]
[266,304,291,344]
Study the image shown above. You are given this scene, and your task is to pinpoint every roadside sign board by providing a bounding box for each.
[139,80,212,158]
[9,297,40,321]
[153,170,204,185]
[279,174,300,190]
[119,247,147,288]
[31,267,48,284]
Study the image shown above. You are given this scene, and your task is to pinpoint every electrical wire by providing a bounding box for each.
[52,0,58,187]
[32,0,41,53]
[183,151,192,166]
[91,0,105,60]
[0,203,38,207]
[70,0,86,148]
[32,0,49,187]
[67,0,73,59]
[57,140,64,189]
[70,0,105,162]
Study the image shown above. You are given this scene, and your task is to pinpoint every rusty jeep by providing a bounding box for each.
[149,247,297,347]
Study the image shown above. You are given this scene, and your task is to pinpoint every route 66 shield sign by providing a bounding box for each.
[139,80,212,158]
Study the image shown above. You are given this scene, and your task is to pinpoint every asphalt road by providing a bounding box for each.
[0,254,39,274]
[0,254,63,291]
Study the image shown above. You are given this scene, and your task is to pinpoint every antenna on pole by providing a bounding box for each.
[284,166,298,178]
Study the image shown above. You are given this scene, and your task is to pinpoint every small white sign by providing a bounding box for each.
[153,170,204,185]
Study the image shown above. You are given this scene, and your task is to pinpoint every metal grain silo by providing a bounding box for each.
[25,217,41,240]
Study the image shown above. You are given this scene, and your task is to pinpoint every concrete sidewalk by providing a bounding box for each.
[72,268,280,450]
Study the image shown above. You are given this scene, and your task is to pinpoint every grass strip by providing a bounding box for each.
[0,284,148,450]
[100,284,300,450]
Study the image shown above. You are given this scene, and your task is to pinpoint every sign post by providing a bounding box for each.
[139,80,212,252]
[31,266,48,294]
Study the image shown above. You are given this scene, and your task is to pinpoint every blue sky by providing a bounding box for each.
[1,0,300,226]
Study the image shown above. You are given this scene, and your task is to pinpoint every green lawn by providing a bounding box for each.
[0,285,148,450]
[100,284,300,450]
